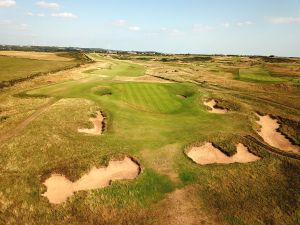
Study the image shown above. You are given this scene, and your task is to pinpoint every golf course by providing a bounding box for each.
[0,51,299,225]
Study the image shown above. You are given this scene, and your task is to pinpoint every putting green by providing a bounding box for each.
[113,83,182,113]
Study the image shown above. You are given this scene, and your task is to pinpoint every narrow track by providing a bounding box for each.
[0,98,56,144]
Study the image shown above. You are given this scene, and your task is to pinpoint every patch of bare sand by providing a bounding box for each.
[78,111,104,135]
[256,114,300,153]
[0,51,72,61]
[204,99,227,114]
[42,157,140,204]
[187,142,260,165]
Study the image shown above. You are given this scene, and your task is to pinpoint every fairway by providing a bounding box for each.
[236,67,287,83]
[84,60,145,77]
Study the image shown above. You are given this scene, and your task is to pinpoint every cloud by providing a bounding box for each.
[237,21,253,27]
[27,12,45,17]
[0,0,16,7]
[221,22,230,28]
[0,19,12,25]
[192,24,214,32]
[20,23,28,30]
[113,19,127,26]
[0,20,29,31]
[51,12,77,19]
[169,29,184,36]
[36,1,60,9]
[159,27,184,36]
[129,26,140,31]
[268,16,300,24]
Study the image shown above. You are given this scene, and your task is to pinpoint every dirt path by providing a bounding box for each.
[0,98,56,144]
[154,187,220,225]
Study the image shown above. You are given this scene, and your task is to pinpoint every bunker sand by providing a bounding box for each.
[78,111,104,135]
[187,142,260,165]
[42,157,140,204]
[204,99,227,114]
[256,115,300,153]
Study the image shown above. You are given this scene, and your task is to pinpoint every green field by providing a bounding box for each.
[236,67,288,83]
[0,53,300,225]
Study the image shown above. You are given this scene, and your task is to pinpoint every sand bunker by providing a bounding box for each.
[187,142,260,165]
[256,115,300,153]
[204,99,227,114]
[42,157,140,204]
[78,111,104,135]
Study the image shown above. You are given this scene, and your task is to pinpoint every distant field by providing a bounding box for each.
[0,55,81,82]
[0,51,73,61]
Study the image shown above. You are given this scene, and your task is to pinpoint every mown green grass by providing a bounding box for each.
[0,56,79,82]
[236,67,287,83]
[113,83,182,113]
[84,60,145,77]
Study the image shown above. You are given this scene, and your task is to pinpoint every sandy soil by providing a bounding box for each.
[78,111,104,135]
[204,99,227,114]
[42,157,140,204]
[0,51,73,61]
[256,115,300,153]
[187,142,260,165]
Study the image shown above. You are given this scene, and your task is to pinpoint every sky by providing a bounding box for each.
[0,0,300,56]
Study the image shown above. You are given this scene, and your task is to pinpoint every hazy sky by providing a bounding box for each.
[0,0,300,56]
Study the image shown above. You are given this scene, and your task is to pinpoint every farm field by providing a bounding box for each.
[0,51,90,87]
[0,52,300,225]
